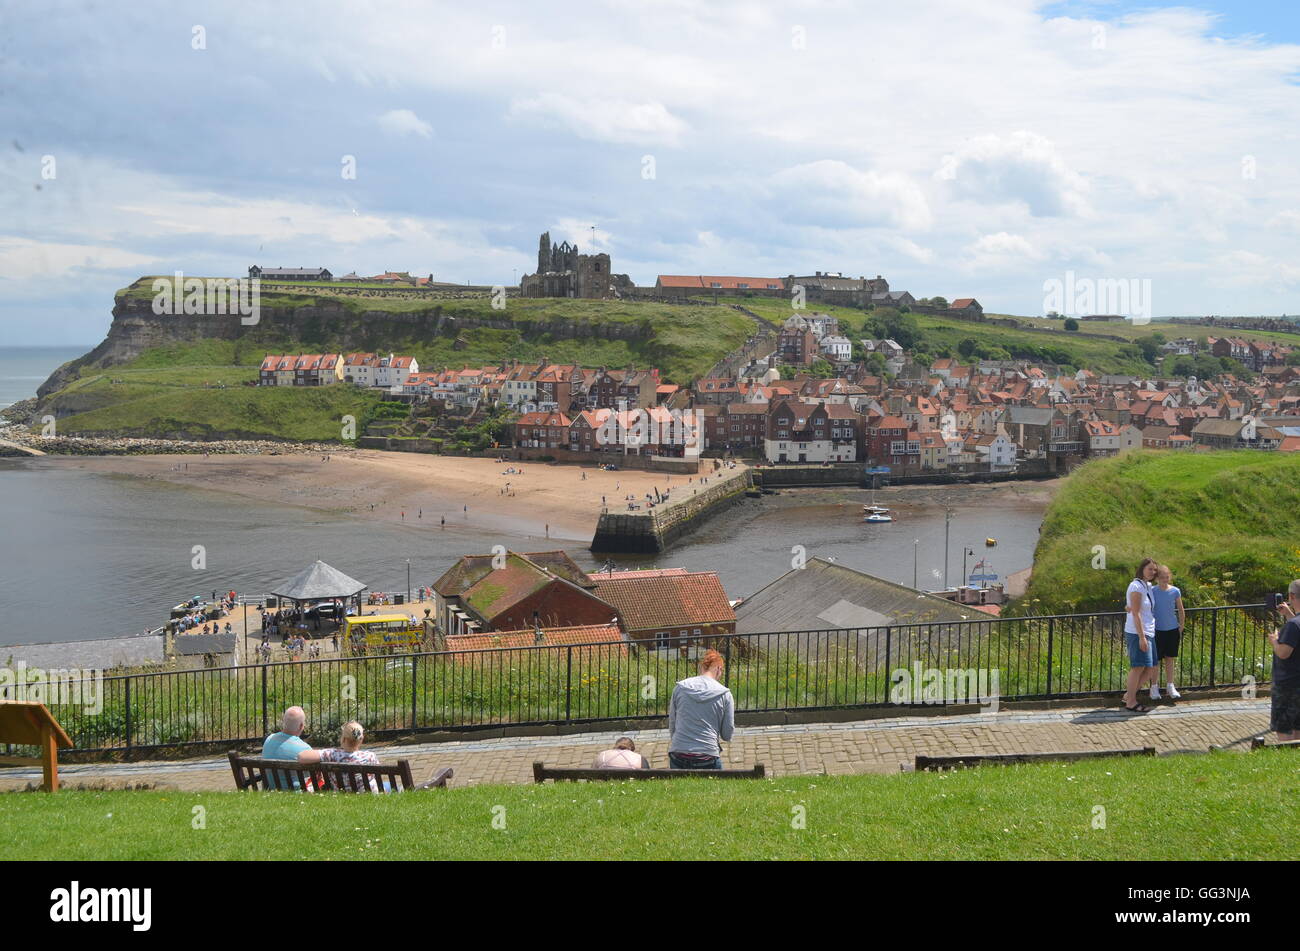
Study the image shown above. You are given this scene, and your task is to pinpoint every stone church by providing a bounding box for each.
[520,231,633,299]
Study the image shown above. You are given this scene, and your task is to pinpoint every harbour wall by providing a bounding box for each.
[590,468,753,553]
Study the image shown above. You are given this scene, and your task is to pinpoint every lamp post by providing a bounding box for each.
[913,539,919,590]
[406,559,411,606]
[962,547,975,587]
[943,507,952,589]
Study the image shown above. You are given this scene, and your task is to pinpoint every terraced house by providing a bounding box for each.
[764,399,860,463]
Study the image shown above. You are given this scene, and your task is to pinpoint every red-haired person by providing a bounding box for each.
[667,649,735,770]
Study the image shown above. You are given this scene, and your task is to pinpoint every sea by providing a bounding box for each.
[0,345,85,411]
[0,347,1048,648]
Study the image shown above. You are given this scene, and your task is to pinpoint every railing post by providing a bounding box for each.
[723,638,731,688]
[123,676,132,755]
[411,652,419,729]
[1045,617,1055,699]
[565,646,573,723]
[261,663,268,738]
[1208,608,1218,687]
[882,626,892,704]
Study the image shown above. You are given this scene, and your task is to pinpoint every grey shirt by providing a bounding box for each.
[667,674,735,754]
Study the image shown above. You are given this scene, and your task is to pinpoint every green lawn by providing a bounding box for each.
[2,750,1294,859]
[1018,450,1300,614]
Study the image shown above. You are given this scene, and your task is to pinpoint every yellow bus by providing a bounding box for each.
[341,614,423,653]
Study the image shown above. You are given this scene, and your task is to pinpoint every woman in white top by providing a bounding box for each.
[593,736,649,769]
[1123,558,1159,713]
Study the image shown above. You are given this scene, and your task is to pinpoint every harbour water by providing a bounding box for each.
[0,346,1050,649]
[0,460,1048,648]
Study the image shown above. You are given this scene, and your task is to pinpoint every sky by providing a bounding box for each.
[2,0,1299,345]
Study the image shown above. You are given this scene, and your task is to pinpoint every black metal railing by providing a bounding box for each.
[1,604,1277,755]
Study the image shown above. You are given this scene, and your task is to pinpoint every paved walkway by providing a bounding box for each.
[0,697,1275,792]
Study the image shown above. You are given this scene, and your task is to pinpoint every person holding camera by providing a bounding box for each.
[1269,582,1300,741]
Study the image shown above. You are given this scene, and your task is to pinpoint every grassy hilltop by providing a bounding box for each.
[34,282,759,441]
[1016,451,1300,614]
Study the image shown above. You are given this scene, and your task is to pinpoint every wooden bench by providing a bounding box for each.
[227,752,452,792]
[1249,737,1300,751]
[0,702,72,793]
[533,761,765,783]
[911,747,1156,772]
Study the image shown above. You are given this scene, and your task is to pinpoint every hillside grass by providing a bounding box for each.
[44,373,384,442]
[1017,450,1300,614]
[38,283,759,440]
[743,299,1159,375]
[2,749,1293,859]
[116,278,754,383]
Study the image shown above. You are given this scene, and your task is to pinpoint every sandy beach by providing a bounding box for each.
[40,451,729,541]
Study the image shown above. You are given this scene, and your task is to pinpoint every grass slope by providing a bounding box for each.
[44,368,384,442]
[39,286,758,440]
[742,299,1260,376]
[1,750,1294,859]
[1018,450,1300,614]
[117,279,756,384]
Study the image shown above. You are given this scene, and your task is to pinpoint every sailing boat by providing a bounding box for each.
[862,487,893,523]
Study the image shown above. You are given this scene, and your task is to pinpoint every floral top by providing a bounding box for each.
[318,747,382,792]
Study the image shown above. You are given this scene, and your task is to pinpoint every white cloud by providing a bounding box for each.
[0,237,157,280]
[769,160,931,231]
[507,94,688,146]
[940,132,1089,217]
[376,108,433,139]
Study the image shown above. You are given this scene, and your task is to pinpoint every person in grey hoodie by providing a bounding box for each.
[668,649,735,769]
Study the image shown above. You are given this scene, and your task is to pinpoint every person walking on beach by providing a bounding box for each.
[1122,558,1159,713]
[667,649,735,770]
[1152,564,1185,699]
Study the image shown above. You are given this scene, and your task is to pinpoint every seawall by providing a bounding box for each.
[590,467,752,553]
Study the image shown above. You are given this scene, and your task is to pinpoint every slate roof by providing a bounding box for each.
[271,561,367,601]
[734,558,978,635]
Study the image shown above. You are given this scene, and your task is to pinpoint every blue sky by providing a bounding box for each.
[2,0,1299,344]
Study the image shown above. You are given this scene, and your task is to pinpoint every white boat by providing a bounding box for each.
[863,488,892,522]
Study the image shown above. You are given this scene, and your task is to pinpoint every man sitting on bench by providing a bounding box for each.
[593,736,649,769]
[262,706,312,789]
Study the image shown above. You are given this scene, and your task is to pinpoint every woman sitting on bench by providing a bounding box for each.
[298,721,382,792]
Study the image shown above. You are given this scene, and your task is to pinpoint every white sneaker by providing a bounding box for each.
[1167,684,1181,699]
[1149,685,1162,700]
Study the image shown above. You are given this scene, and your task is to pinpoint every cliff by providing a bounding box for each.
[39,281,667,397]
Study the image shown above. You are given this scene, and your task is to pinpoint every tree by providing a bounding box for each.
[1136,338,1160,364]
[1169,355,1196,378]
[930,296,948,309]
[809,358,834,378]
[865,352,887,375]
[957,337,978,358]
[1063,317,1080,332]
[1286,350,1300,367]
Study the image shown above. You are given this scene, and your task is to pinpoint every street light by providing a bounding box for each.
[962,547,975,587]
[943,507,952,589]
[406,559,411,606]
[913,539,919,591]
